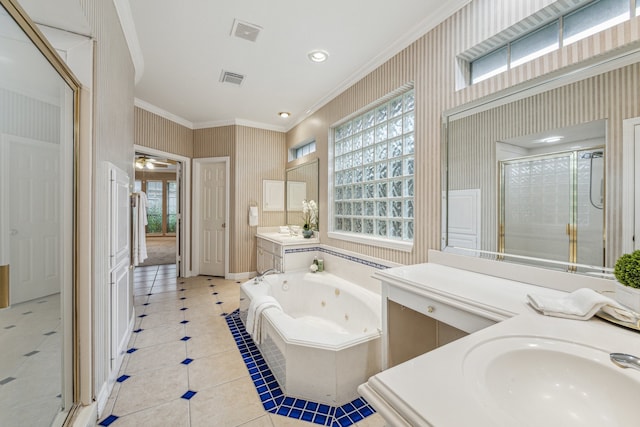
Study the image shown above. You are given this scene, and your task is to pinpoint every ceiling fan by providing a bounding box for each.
[135,155,174,169]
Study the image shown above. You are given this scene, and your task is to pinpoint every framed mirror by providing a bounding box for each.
[442,51,640,275]
[286,159,319,227]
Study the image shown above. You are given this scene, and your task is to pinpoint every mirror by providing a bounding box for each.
[442,58,638,273]
[286,159,319,227]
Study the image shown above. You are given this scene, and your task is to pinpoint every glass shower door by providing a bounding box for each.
[0,3,75,426]
[500,152,573,264]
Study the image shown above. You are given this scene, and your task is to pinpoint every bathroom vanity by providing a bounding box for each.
[255,227,319,273]
[359,251,640,426]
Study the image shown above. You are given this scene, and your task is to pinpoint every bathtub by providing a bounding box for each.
[240,270,382,406]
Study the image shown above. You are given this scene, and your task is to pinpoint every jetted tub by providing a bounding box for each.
[240,270,382,406]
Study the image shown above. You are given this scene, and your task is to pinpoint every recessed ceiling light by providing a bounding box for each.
[536,136,564,144]
[279,112,291,118]
[308,50,329,63]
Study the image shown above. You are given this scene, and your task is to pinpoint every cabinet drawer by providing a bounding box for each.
[386,284,495,334]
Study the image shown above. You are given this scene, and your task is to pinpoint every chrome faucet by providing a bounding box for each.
[254,268,280,283]
[610,353,640,372]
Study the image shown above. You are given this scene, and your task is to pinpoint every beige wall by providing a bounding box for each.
[193,125,286,273]
[135,107,193,157]
[79,0,136,407]
[286,0,640,266]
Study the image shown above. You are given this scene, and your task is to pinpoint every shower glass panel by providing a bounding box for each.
[499,148,605,269]
[500,153,573,263]
[0,3,75,426]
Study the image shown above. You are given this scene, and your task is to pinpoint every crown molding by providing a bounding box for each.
[112,0,144,83]
[134,98,194,129]
[286,0,471,132]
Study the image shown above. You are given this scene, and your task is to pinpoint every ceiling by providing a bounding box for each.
[126,0,469,131]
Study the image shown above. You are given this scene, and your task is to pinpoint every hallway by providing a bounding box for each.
[98,265,384,427]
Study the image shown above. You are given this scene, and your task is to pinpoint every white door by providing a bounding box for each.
[635,121,640,251]
[198,162,226,276]
[109,164,131,368]
[4,136,61,304]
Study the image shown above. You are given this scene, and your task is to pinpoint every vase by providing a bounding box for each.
[615,281,640,313]
[302,229,313,239]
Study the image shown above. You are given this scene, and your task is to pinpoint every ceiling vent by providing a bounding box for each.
[220,70,245,86]
[231,19,262,42]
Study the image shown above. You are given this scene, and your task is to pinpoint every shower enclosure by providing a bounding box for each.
[499,148,605,269]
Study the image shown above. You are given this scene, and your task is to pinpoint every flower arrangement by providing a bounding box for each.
[302,199,318,230]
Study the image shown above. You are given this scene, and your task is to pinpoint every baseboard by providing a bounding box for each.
[69,403,98,427]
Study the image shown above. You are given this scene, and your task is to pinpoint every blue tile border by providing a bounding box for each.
[225,310,376,427]
[283,246,390,270]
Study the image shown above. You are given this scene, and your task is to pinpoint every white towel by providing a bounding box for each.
[246,296,282,344]
[133,192,148,266]
[527,288,639,323]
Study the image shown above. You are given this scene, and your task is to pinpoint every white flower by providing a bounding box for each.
[309,263,318,272]
[302,199,319,229]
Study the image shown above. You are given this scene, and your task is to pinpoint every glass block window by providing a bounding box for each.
[332,89,415,243]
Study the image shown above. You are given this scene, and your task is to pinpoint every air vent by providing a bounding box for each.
[231,19,262,42]
[220,70,245,86]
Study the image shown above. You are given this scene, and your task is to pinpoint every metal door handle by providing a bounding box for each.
[222,223,226,228]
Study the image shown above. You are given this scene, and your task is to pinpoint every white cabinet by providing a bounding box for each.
[257,237,282,273]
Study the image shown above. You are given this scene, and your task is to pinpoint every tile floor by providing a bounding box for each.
[0,293,63,427]
[99,265,385,427]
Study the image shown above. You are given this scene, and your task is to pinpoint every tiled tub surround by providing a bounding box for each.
[99,264,385,427]
[281,245,399,294]
[240,270,382,406]
[226,310,378,426]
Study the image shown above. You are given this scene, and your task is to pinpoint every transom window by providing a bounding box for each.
[290,139,316,161]
[470,0,634,84]
[330,88,415,249]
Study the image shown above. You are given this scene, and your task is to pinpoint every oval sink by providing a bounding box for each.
[463,336,640,427]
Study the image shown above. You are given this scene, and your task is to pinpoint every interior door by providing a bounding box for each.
[198,161,226,276]
[6,135,61,303]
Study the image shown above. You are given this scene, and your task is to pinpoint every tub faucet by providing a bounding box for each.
[610,353,640,372]
[254,268,281,283]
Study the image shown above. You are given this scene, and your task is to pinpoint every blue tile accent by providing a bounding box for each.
[225,310,376,426]
[180,297,186,300]
[212,292,219,295]
[133,328,143,333]
[180,307,188,311]
[181,390,197,400]
[283,246,390,270]
[180,320,189,324]
[181,358,194,365]
[143,303,150,306]
[138,314,147,318]
[116,375,130,383]
[216,301,223,305]
[126,348,138,354]
[181,336,191,341]
[99,415,119,426]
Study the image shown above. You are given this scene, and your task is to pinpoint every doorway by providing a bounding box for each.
[133,147,191,277]
[0,1,80,425]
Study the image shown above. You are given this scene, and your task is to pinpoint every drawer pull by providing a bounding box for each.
[427,305,435,313]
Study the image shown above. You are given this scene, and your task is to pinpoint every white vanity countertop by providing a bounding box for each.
[256,228,319,245]
[362,263,640,427]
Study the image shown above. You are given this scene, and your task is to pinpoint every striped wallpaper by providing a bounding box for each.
[286,1,640,266]
[79,0,136,408]
[135,0,640,271]
[0,88,60,143]
[135,107,193,157]
[448,62,640,265]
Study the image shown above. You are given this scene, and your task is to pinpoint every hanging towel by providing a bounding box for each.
[527,288,639,323]
[133,191,148,266]
[246,295,282,344]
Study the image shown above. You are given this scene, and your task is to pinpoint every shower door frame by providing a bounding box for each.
[498,146,605,270]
